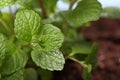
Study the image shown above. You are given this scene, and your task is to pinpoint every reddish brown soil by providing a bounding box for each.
[53,18,120,80]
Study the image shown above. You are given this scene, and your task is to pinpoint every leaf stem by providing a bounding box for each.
[39,0,48,18]
[0,18,13,34]
[69,0,78,10]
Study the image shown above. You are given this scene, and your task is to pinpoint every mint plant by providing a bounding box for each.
[0,0,102,80]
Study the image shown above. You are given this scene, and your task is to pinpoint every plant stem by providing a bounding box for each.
[9,6,14,20]
[69,0,78,10]
[0,18,13,34]
[39,0,48,18]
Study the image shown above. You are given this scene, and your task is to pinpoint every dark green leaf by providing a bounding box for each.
[43,0,57,14]
[32,24,64,51]
[24,68,38,80]
[0,0,17,8]
[62,0,102,27]
[2,70,24,80]
[0,42,28,75]
[0,33,6,66]
[85,43,99,69]
[14,9,41,45]
[37,68,52,80]
[31,49,65,71]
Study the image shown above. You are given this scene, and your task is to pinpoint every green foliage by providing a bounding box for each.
[37,68,52,80]
[62,0,102,27]
[85,43,99,69]
[32,24,64,51]
[0,0,104,80]
[0,41,28,75]
[83,64,92,80]
[2,70,24,80]
[24,68,38,80]
[31,49,65,71]
[0,0,17,8]
[43,0,57,14]
[14,9,41,45]
[0,33,6,66]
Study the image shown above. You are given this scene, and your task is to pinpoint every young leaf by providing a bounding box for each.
[83,64,92,80]
[62,0,102,27]
[14,9,41,45]
[85,43,99,69]
[2,70,24,80]
[0,0,17,8]
[31,49,65,71]
[0,33,6,66]
[0,42,28,75]
[31,24,64,51]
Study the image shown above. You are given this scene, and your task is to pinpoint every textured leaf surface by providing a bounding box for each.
[0,0,16,8]
[2,70,24,80]
[62,0,102,27]
[0,42,28,75]
[32,24,64,51]
[0,33,6,66]
[31,49,65,71]
[14,9,41,44]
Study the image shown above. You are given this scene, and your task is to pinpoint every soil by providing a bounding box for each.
[52,18,120,80]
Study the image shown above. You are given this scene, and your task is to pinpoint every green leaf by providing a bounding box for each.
[24,68,38,80]
[62,0,102,27]
[2,70,24,80]
[0,42,28,75]
[14,9,41,45]
[83,64,92,80]
[0,0,17,8]
[71,40,92,55]
[43,0,57,14]
[85,43,99,69]
[0,33,6,66]
[31,49,65,71]
[32,24,64,51]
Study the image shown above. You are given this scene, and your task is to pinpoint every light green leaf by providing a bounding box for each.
[0,0,16,8]
[16,0,32,8]
[31,49,65,71]
[0,42,28,75]
[0,33,6,66]
[2,70,24,80]
[62,0,102,27]
[24,68,38,80]
[14,9,41,45]
[32,24,64,51]
[83,64,92,80]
